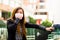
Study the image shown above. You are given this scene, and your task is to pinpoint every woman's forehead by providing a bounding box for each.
[17,9,23,13]
[18,9,23,11]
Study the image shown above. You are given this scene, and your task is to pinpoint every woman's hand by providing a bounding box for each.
[45,27,54,31]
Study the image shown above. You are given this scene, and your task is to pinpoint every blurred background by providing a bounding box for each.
[0,0,60,40]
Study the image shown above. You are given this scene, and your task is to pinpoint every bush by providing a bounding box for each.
[41,20,52,27]
[28,16,36,24]
[0,20,6,28]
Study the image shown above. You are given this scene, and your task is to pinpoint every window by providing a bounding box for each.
[0,0,2,3]
[15,2,21,7]
[40,5,45,9]
[2,11,11,20]
[14,0,22,7]
[40,0,45,2]
[28,0,37,3]
[3,0,9,5]
[9,0,15,7]
[34,12,47,15]
[15,0,22,4]
[36,5,45,9]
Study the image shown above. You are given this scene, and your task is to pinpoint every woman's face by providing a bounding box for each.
[15,9,23,19]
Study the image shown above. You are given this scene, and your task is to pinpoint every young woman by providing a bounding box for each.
[7,7,54,40]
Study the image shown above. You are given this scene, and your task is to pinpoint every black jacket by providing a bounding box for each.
[7,18,46,40]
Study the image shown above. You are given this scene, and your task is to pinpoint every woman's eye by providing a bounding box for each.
[20,12,23,13]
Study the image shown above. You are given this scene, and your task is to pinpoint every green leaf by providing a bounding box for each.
[41,19,52,27]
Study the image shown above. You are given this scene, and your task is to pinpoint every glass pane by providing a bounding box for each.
[0,28,7,40]
[2,11,11,20]
[10,0,15,7]
[0,0,2,3]
[3,0,9,5]
[15,2,21,7]
[27,28,35,35]
[14,0,22,7]
[15,0,22,4]
[28,0,37,3]
[0,11,11,40]
[29,0,34,3]
[40,0,45,2]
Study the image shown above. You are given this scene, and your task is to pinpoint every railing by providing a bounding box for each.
[1,28,60,40]
[0,28,7,40]
[26,35,35,40]
[0,28,35,40]
[47,29,60,40]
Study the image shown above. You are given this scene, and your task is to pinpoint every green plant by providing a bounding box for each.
[41,19,52,27]
[0,20,7,28]
[28,16,36,24]
[26,16,36,35]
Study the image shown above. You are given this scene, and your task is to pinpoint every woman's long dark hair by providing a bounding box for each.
[11,7,26,36]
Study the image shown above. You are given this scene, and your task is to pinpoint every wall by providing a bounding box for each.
[46,0,60,24]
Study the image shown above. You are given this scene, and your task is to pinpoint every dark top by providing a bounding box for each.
[7,18,46,40]
[15,26,23,40]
